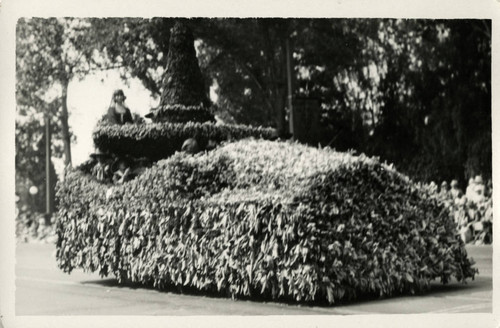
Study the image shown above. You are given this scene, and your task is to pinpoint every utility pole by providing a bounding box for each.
[286,37,294,138]
[45,113,53,224]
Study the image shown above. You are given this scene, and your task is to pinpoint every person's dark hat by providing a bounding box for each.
[90,148,111,159]
[113,89,126,99]
[145,109,157,119]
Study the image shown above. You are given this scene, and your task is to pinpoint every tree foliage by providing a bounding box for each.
[359,19,491,184]
[16,17,120,213]
[16,17,103,167]
[16,18,491,186]
[87,17,174,96]
[196,19,490,184]
[15,108,58,214]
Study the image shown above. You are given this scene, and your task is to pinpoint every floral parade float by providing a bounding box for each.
[55,21,476,304]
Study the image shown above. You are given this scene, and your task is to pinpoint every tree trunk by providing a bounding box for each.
[60,79,72,166]
[273,87,287,136]
[278,26,292,137]
[263,25,288,137]
[269,38,283,136]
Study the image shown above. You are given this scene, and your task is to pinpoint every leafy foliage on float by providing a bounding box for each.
[56,139,476,304]
[92,121,277,160]
[147,104,215,124]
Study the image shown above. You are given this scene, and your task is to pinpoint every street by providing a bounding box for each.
[15,243,492,315]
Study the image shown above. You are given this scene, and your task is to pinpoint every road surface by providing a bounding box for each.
[15,243,492,315]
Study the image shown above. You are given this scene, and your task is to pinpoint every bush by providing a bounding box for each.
[55,139,476,304]
[92,121,277,160]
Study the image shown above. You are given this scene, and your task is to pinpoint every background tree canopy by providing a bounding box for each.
[16,18,491,210]
[91,17,491,185]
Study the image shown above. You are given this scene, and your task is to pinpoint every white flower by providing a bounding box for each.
[106,187,115,200]
[96,207,105,217]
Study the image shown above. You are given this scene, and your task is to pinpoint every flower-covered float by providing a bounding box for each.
[55,21,476,304]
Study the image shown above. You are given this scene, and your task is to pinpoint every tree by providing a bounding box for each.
[356,19,491,184]
[15,106,59,214]
[88,18,491,184]
[93,18,299,134]
[16,17,124,215]
[193,19,293,134]
[87,17,174,97]
[16,17,107,166]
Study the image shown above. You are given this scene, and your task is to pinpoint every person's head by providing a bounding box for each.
[136,157,151,167]
[98,156,108,164]
[118,161,127,171]
[112,157,131,172]
[112,89,126,104]
[91,149,111,164]
[181,138,199,154]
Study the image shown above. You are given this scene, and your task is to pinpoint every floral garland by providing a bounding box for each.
[147,104,215,123]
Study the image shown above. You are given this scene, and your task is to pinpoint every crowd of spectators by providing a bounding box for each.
[430,176,492,244]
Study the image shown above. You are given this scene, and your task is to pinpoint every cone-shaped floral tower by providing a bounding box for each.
[160,22,208,107]
[146,21,214,124]
[93,20,274,161]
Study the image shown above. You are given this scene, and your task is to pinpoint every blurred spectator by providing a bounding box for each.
[465,177,475,200]
[439,181,449,197]
[469,175,485,204]
[428,181,438,194]
[450,180,461,199]
[434,176,492,245]
[485,179,492,197]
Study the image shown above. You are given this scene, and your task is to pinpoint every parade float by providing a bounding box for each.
[55,22,476,304]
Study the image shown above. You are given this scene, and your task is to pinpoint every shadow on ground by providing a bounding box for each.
[79,271,487,309]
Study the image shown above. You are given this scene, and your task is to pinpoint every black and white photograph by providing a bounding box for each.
[1,0,498,327]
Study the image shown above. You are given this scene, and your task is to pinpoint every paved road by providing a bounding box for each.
[15,243,492,315]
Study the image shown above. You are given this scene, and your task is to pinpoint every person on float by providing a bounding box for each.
[112,156,133,184]
[107,89,133,125]
[90,148,113,183]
